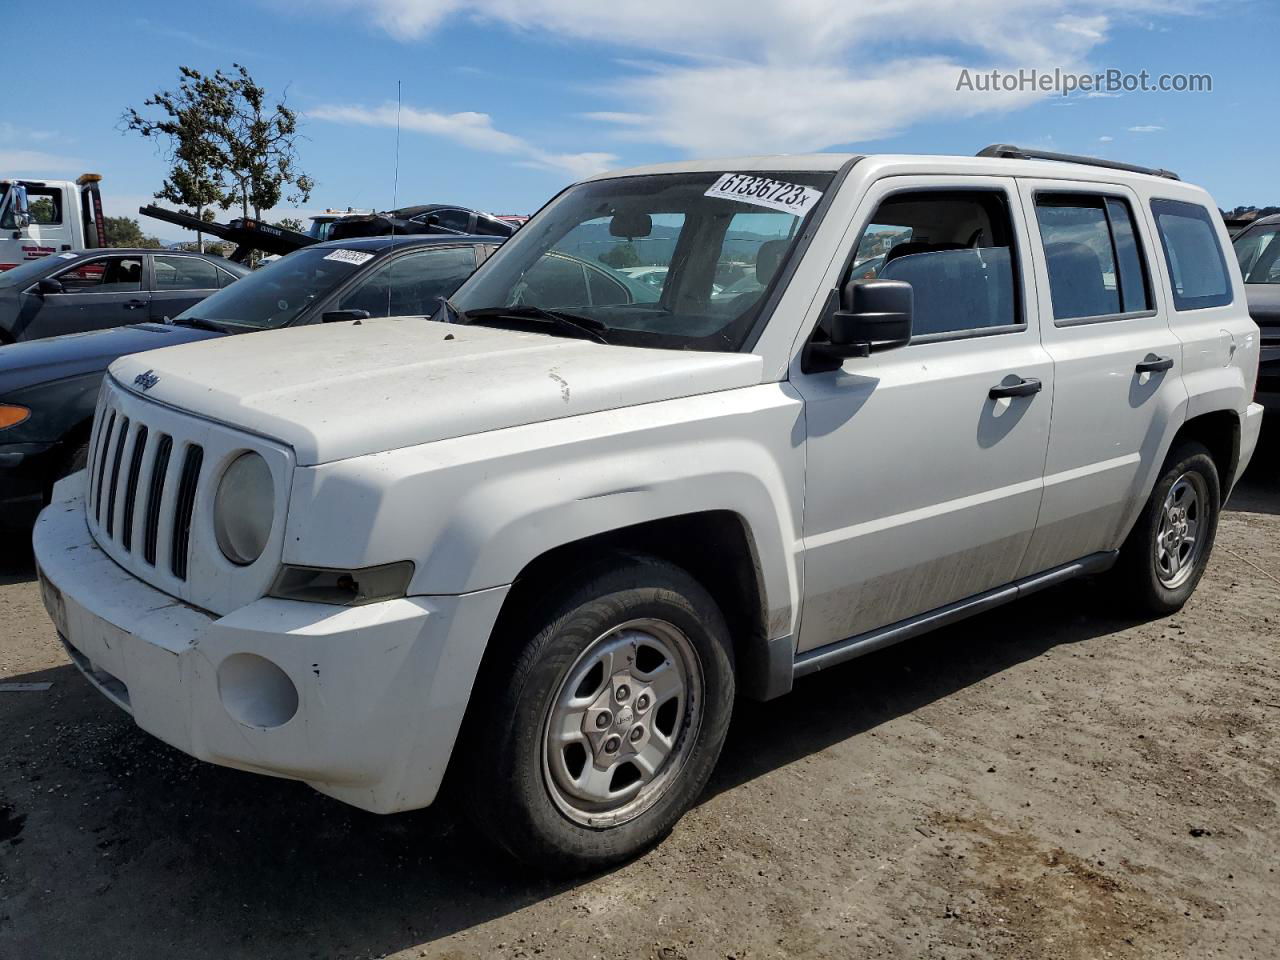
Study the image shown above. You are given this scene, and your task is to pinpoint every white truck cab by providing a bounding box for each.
[34,146,1263,871]
[0,174,107,271]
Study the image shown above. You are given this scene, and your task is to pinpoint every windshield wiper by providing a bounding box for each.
[170,316,231,333]
[462,305,611,345]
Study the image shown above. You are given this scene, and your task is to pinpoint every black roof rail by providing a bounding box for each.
[976,143,1180,181]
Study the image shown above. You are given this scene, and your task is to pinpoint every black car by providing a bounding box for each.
[0,249,250,344]
[0,233,498,533]
[329,204,517,242]
[1232,213,1280,410]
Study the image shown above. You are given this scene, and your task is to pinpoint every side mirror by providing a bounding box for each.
[12,185,31,231]
[804,279,912,373]
[322,308,371,324]
[36,277,64,296]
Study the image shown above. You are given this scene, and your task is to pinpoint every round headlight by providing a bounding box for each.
[213,452,274,565]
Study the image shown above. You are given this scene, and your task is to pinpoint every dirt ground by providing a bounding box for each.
[1,431,1277,960]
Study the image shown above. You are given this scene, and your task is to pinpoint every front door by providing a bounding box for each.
[792,177,1053,652]
[24,255,148,339]
[1013,181,1185,576]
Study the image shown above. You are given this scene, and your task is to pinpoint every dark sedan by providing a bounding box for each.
[0,249,250,344]
[0,233,498,534]
[1232,213,1280,410]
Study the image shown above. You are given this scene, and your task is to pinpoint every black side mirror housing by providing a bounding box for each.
[804,279,913,372]
[36,277,64,296]
[321,309,371,324]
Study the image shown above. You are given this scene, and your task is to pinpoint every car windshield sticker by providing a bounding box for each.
[323,249,375,266]
[704,174,823,215]
[57,251,78,259]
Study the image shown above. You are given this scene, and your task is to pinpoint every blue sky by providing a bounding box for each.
[2,0,1275,233]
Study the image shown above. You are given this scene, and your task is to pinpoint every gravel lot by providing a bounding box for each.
[2,429,1277,960]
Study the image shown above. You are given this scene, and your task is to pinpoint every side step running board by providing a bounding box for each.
[792,551,1118,679]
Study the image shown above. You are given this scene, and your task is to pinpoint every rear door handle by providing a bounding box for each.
[123,299,147,310]
[989,377,1042,400]
[1135,354,1174,373]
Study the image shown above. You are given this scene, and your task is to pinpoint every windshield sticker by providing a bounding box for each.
[704,174,823,215]
[57,251,78,259]
[323,249,375,266]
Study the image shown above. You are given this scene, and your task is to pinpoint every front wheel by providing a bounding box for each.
[1113,442,1221,615]
[460,555,735,872]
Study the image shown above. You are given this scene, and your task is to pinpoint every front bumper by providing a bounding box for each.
[33,473,509,814]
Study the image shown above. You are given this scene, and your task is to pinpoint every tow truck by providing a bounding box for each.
[0,174,107,271]
[140,205,318,263]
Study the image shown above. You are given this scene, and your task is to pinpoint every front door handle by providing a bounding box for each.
[123,299,147,310]
[1135,354,1174,373]
[989,377,1042,400]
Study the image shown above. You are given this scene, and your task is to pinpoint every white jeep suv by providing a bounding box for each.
[35,146,1263,870]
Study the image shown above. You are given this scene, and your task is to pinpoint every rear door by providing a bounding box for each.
[149,254,222,321]
[1014,179,1185,575]
[22,254,148,339]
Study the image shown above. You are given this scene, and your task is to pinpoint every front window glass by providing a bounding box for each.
[1235,225,1280,284]
[848,191,1021,336]
[449,170,834,351]
[173,245,376,329]
[56,256,143,293]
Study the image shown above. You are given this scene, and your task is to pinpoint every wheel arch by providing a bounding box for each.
[488,511,792,701]
[1166,409,1240,498]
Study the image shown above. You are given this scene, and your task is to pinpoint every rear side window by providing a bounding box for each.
[1150,199,1233,310]
[1035,195,1152,322]
[154,255,219,291]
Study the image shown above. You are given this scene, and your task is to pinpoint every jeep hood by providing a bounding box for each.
[107,319,763,465]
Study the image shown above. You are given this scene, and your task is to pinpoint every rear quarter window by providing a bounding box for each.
[1150,199,1233,310]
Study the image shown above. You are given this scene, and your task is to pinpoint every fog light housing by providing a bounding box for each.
[269,561,415,606]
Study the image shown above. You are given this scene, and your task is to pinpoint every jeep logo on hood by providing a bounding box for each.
[133,369,160,391]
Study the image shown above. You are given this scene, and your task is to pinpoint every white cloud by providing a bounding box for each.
[1099,135,1115,142]
[309,102,618,178]
[315,0,1203,158]
[1128,124,1165,132]
[0,148,84,173]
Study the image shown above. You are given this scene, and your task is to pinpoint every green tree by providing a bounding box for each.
[218,64,313,219]
[274,216,304,233]
[122,66,231,252]
[599,242,641,269]
[102,216,162,249]
[28,197,55,224]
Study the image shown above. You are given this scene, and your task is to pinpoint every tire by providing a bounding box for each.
[44,440,90,502]
[459,553,735,872]
[1112,441,1221,616]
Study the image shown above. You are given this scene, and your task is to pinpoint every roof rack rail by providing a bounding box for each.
[976,143,1180,181]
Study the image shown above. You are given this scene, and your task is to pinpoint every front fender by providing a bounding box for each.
[284,384,807,641]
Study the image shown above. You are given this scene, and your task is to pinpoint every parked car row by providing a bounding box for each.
[0,235,498,529]
[11,145,1269,874]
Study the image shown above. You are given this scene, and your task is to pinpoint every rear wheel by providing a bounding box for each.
[460,555,734,871]
[1113,442,1220,615]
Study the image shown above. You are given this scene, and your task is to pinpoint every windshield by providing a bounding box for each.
[1235,224,1280,284]
[448,170,834,351]
[173,245,375,328]
[0,252,67,286]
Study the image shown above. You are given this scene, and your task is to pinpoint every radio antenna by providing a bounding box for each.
[386,79,402,318]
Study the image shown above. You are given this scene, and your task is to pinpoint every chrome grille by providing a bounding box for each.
[86,402,201,580]
[84,376,294,617]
